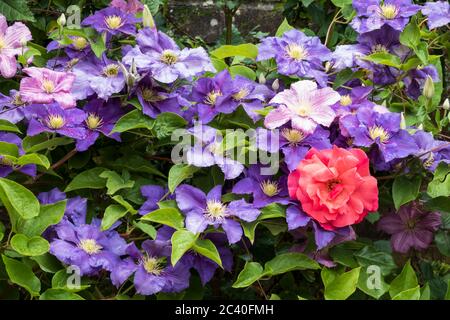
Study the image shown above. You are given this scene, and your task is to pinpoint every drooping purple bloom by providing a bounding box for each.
[0,133,36,178]
[122,28,214,84]
[403,65,439,99]
[175,184,260,244]
[0,90,26,123]
[412,130,450,171]
[257,30,331,86]
[339,108,418,163]
[378,204,441,253]
[0,14,32,78]
[81,7,139,36]
[350,0,421,33]
[47,36,92,59]
[26,104,87,139]
[138,185,168,215]
[75,98,123,151]
[421,2,450,30]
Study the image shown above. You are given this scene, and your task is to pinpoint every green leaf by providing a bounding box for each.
[275,18,294,37]
[399,22,420,48]
[331,0,352,8]
[354,246,396,276]
[101,204,129,231]
[110,155,166,178]
[427,163,450,198]
[192,239,223,267]
[32,254,62,273]
[357,266,390,299]
[153,112,187,139]
[392,176,422,210]
[0,178,40,223]
[141,208,184,230]
[211,44,258,60]
[323,267,361,300]
[211,58,228,72]
[171,230,197,266]
[88,33,106,58]
[263,253,320,276]
[22,135,72,153]
[16,153,51,169]
[389,260,418,298]
[99,170,135,195]
[362,52,401,68]
[168,164,199,193]
[435,230,450,257]
[52,269,90,293]
[0,141,19,157]
[2,255,40,296]
[40,289,84,300]
[229,65,256,80]
[232,262,264,288]
[413,42,429,65]
[112,110,155,133]
[17,200,66,237]
[133,221,157,239]
[0,0,35,21]
[392,286,421,300]
[10,234,50,256]
[0,119,21,133]
[64,167,107,192]
[142,0,163,14]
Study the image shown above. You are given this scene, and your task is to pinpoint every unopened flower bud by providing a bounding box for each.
[423,75,435,99]
[272,79,280,91]
[57,13,66,27]
[143,5,156,29]
[417,123,424,131]
[442,98,449,110]
[400,112,406,130]
[258,72,266,84]
[325,61,332,73]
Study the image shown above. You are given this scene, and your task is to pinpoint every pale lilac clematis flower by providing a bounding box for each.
[264,80,340,134]
[0,14,32,78]
[421,2,450,30]
[19,67,76,109]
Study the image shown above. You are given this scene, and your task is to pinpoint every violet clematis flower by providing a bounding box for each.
[339,108,418,163]
[232,164,290,208]
[350,0,421,33]
[257,29,330,86]
[0,133,36,178]
[175,184,260,244]
[412,130,450,171]
[26,104,87,139]
[0,14,32,78]
[138,185,168,215]
[47,36,92,59]
[81,7,139,36]
[0,90,27,123]
[122,28,214,84]
[403,65,439,99]
[332,86,389,117]
[110,0,144,13]
[19,67,76,109]
[185,125,244,180]
[76,98,123,151]
[421,1,450,30]
[264,80,340,134]
[378,204,441,253]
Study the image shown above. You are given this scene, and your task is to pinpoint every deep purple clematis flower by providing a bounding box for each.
[257,29,330,86]
[0,14,32,78]
[191,70,235,124]
[82,7,139,36]
[421,2,450,30]
[72,54,125,100]
[412,130,450,171]
[0,133,36,178]
[264,80,340,134]
[138,185,168,215]
[110,0,144,13]
[76,98,123,151]
[19,67,76,109]
[0,90,26,123]
[185,125,244,180]
[350,0,421,33]
[340,108,418,162]
[175,184,260,244]
[332,86,378,117]
[378,204,441,253]
[26,104,86,139]
[122,28,214,83]
[403,65,439,99]
[232,164,289,208]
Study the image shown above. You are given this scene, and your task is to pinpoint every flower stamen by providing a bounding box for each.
[260,180,280,197]
[285,44,308,61]
[78,239,102,254]
[105,15,124,30]
[369,125,390,143]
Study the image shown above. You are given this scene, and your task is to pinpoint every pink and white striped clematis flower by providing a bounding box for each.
[264,80,340,134]
[0,14,32,78]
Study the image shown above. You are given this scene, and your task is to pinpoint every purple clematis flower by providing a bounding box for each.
[19,67,76,109]
[111,0,144,13]
[72,54,125,100]
[378,204,441,253]
[122,28,214,83]
[232,164,289,208]
[264,80,340,134]
[257,29,330,86]
[81,7,139,36]
[0,133,36,178]
[138,185,168,215]
[0,14,32,78]
[47,36,92,59]
[421,1,450,30]
[403,65,439,99]
[340,108,418,162]
[26,104,86,139]
[175,184,260,244]
[332,86,377,117]
[350,0,421,33]
[0,90,26,123]
[185,125,244,180]
[75,98,123,151]
[412,130,450,171]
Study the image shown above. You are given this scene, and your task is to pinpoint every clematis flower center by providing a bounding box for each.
[260,180,280,197]
[160,50,178,65]
[0,156,13,166]
[11,93,25,106]
[78,239,102,254]
[285,44,308,61]
[204,90,222,106]
[142,255,164,275]
[232,88,250,101]
[42,79,55,93]
[369,125,390,143]
[296,103,311,117]
[379,4,399,19]
[205,200,227,222]
[0,36,5,50]
[371,44,388,54]
[141,88,163,102]
[72,37,88,50]
[282,128,305,144]
[46,114,65,129]
[423,153,434,168]
[86,113,103,129]
[105,15,124,30]
[103,64,120,77]
[340,95,353,106]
